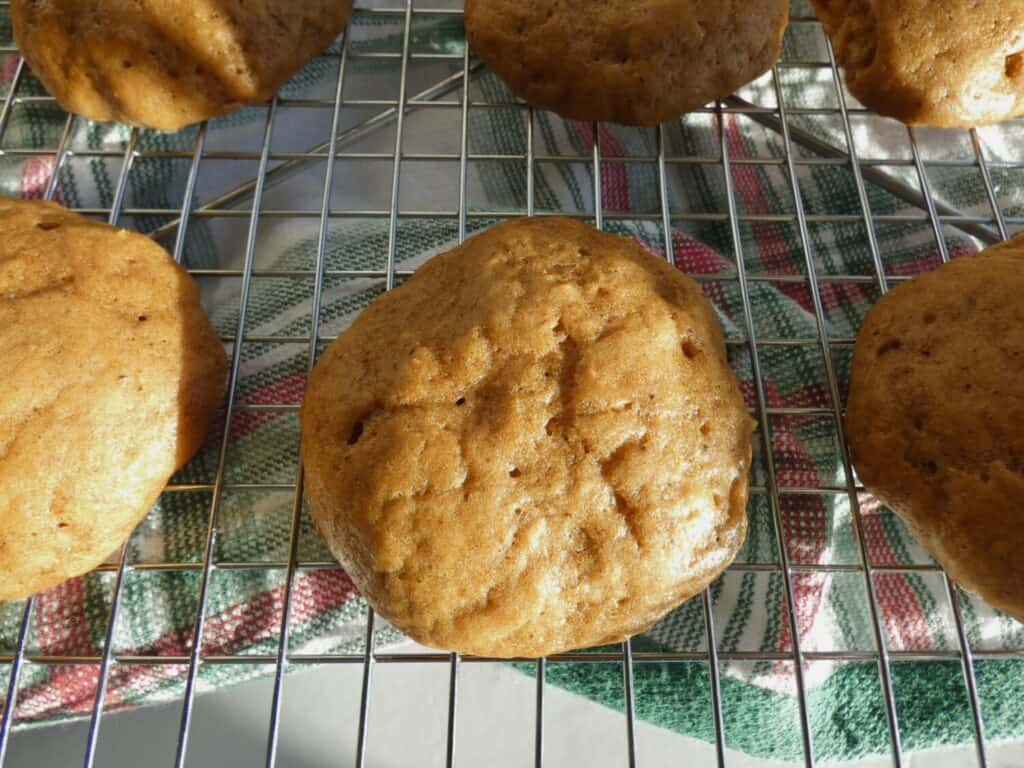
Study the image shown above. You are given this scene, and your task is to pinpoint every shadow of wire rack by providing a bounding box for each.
[1,0,1023,766]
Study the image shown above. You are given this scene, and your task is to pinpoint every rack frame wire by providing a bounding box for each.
[0,1,1021,766]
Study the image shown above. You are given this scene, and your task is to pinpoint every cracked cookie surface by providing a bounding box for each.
[846,236,1024,620]
[301,217,753,657]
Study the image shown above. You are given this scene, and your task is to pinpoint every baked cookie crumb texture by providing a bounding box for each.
[846,235,1024,620]
[301,217,754,657]
[11,0,354,130]
[0,198,226,600]
[812,0,1024,126]
[465,0,788,125]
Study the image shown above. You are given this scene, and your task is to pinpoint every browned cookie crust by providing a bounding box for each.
[465,0,789,126]
[301,217,753,657]
[812,0,1024,127]
[12,0,354,130]
[846,236,1024,620]
[0,199,226,599]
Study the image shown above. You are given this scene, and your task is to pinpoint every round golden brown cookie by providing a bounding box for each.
[464,0,789,126]
[812,0,1024,127]
[0,198,227,600]
[11,0,354,130]
[301,217,754,657]
[846,236,1024,621]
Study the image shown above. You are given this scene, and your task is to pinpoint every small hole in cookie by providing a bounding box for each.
[925,460,938,475]
[35,220,60,231]
[347,420,364,445]
[913,417,925,431]
[455,397,465,406]
[122,60,133,69]
[681,339,699,359]
[509,467,521,478]
[137,314,147,322]
[877,339,901,357]
[1006,50,1024,79]
[57,521,68,529]
[923,312,936,324]
[700,422,710,436]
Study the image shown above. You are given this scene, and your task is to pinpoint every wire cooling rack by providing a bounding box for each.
[1,0,1023,766]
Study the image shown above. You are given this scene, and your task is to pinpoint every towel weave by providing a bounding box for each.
[2,5,1023,763]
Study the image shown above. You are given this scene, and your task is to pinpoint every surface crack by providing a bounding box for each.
[555,320,579,419]
[598,436,647,548]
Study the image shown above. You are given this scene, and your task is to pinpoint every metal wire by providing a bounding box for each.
[527,105,547,768]
[586,119,639,768]
[174,99,280,768]
[0,92,61,760]
[658,123,727,767]
[820,38,904,766]
[715,98,816,767]
[904,124,990,768]
[444,33,474,768]
[0,103,70,768]
[0,3,1018,767]
[82,129,142,768]
[263,29,352,768]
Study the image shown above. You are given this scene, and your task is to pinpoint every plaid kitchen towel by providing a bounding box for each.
[2,4,1024,764]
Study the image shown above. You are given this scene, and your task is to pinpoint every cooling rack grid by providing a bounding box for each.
[1,1,1023,766]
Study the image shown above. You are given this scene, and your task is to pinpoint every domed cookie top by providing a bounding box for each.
[812,0,1024,126]
[301,217,753,657]
[11,0,354,130]
[846,236,1024,620]
[0,198,226,599]
[464,0,789,125]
